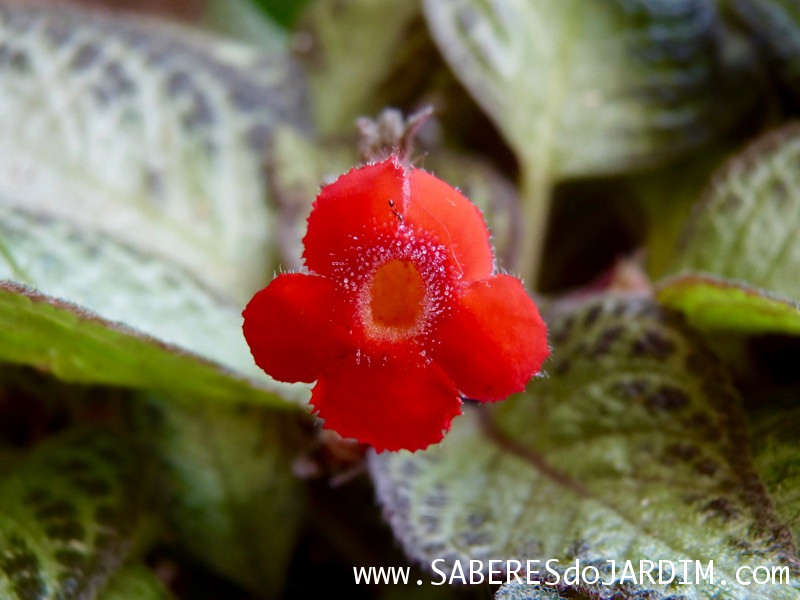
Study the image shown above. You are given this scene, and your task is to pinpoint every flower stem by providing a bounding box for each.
[517,155,554,290]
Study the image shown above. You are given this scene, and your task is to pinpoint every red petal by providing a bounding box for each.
[311,356,462,452]
[433,275,549,401]
[302,158,494,283]
[406,168,493,282]
[242,273,353,383]
[303,158,405,278]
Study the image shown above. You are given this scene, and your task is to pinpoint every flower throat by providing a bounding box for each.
[368,259,425,330]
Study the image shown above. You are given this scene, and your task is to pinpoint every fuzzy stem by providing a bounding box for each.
[517,154,554,290]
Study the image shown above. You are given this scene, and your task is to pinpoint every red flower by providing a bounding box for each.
[242,157,549,451]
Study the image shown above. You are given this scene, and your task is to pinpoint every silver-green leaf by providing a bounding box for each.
[751,403,800,551]
[0,3,311,303]
[423,0,748,283]
[0,281,293,404]
[0,3,313,403]
[0,430,152,600]
[495,584,565,600]
[659,123,800,335]
[422,0,739,178]
[145,398,306,598]
[369,296,800,599]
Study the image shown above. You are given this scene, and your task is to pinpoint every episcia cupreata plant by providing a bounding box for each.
[0,1,799,599]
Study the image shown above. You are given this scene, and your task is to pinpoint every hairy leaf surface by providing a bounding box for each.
[0,3,310,302]
[0,431,151,600]
[0,4,311,404]
[423,0,738,177]
[0,282,294,404]
[370,297,800,599]
[660,124,800,334]
[751,404,800,548]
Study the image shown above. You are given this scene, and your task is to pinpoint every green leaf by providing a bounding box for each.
[0,209,256,372]
[659,123,800,334]
[657,274,800,336]
[667,124,800,298]
[731,0,800,102]
[296,0,427,135]
[369,296,800,599]
[423,0,739,178]
[0,430,152,600]
[0,4,312,404]
[422,0,747,283]
[201,0,289,54]
[0,203,302,403]
[0,3,311,304]
[248,0,313,28]
[495,584,564,600]
[146,397,306,597]
[633,138,737,280]
[97,565,174,600]
[0,282,297,405]
[751,403,800,548]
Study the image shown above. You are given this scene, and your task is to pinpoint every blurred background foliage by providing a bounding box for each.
[1,0,800,599]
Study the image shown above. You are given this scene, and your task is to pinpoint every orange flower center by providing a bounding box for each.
[367,259,426,333]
